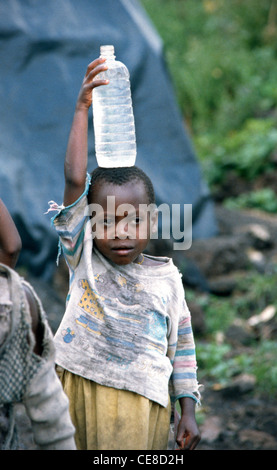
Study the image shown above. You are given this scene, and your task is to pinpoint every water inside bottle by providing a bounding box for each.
[92,45,137,168]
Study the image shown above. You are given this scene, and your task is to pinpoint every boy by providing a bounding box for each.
[50,57,201,450]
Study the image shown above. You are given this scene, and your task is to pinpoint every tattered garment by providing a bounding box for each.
[0,264,76,450]
[51,182,200,409]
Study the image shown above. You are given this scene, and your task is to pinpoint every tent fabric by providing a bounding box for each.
[0,0,217,279]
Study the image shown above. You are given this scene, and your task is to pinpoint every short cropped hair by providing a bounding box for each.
[88,166,155,204]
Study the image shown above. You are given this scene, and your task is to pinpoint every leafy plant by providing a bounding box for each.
[187,265,277,395]
[196,118,277,185]
[224,188,277,213]
[196,340,277,395]
[141,0,277,187]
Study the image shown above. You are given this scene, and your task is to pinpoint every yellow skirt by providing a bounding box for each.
[57,368,171,450]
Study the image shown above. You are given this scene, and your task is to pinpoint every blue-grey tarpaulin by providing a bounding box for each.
[0,0,217,279]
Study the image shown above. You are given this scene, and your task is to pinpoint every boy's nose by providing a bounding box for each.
[115,221,129,238]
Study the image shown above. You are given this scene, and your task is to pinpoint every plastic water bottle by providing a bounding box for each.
[92,45,137,168]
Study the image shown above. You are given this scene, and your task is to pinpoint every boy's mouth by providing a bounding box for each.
[111,244,134,255]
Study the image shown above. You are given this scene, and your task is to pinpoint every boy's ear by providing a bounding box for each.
[150,208,158,234]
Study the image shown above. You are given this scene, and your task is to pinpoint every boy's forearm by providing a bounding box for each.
[0,199,22,267]
[63,106,89,206]
[179,396,196,416]
[62,58,108,207]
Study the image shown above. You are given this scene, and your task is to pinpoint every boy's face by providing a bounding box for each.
[89,180,157,265]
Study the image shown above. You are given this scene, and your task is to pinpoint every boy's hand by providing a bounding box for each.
[76,57,109,111]
[176,397,201,450]
[176,413,201,450]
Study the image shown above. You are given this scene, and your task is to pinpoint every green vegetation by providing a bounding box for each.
[196,340,277,395]
[141,0,277,193]
[224,188,277,213]
[187,266,277,395]
[141,0,277,397]
[198,118,277,186]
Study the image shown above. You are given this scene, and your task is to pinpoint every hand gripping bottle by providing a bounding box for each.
[92,45,137,167]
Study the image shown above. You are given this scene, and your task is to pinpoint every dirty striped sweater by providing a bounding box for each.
[49,182,200,408]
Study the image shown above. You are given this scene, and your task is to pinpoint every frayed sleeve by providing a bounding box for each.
[167,280,200,406]
[47,175,91,271]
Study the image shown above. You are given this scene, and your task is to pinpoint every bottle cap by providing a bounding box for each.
[100,45,115,57]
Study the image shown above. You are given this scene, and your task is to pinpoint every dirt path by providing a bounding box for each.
[197,382,277,450]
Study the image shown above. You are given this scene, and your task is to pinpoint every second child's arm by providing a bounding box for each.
[63,58,109,207]
[0,199,22,268]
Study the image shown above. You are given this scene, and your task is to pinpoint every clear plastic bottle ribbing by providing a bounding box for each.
[92,45,137,168]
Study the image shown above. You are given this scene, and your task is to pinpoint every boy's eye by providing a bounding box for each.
[103,218,114,226]
[129,217,142,225]
[94,217,114,227]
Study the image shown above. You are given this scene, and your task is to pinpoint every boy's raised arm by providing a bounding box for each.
[63,58,109,207]
[0,199,22,268]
